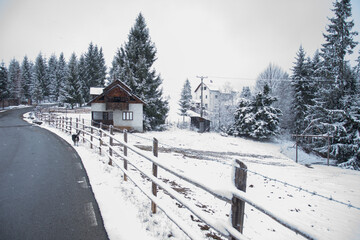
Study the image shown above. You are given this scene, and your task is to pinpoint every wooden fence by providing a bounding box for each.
[37,112,319,240]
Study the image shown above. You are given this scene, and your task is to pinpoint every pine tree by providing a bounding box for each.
[61,53,83,108]
[109,48,124,80]
[97,47,107,87]
[255,63,292,131]
[320,0,358,109]
[84,42,106,88]
[33,53,50,102]
[301,0,359,165]
[8,59,22,101]
[229,84,281,140]
[240,86,251,99]
[78,55,88,102]
[48,54,58,101]
[291,46,315,134]
[0,62,9,108]
[21,56,33,103]
[84,42,98,89]
[56,53,68,102]
[114,13,169,130]
[178,79,192,122]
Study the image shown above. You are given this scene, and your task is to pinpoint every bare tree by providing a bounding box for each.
[255,63,294,131]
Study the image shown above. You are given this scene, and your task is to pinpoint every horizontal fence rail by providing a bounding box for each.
[35,111,321,240]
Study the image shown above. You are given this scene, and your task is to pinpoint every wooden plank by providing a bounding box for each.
[152,138,158,214]
[231,160,247,237]
[109,125,113,166]
[124,130,128,181]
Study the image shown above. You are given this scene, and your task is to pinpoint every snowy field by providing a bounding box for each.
[24,111,360,240]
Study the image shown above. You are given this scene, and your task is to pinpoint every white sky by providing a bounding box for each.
[0,0,359,117]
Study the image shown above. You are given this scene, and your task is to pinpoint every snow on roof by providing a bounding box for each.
[187,110,200,117]
[194,79,222,92]
[90,87,104,95]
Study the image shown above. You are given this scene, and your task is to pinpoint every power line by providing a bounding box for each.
[205,76,339,83]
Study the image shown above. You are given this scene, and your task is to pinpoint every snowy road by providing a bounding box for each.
[0,108,108,240]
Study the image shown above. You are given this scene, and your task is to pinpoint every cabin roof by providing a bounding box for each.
[88,80,145,105]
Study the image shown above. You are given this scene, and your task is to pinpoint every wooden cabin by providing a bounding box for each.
[89,80,145,132]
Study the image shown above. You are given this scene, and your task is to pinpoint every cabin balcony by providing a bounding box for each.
[106,102,129,110]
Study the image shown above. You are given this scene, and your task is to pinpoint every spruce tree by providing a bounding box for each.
[48,54,58,101]
[320,0,358,108]
[178,79,192,122]
[56,53,68,102]
[240,86,251,99]
[113,13,169,130]
[305,0,359,164]
[78,55,89,102]
[61,53,83,108]
[229,84,281,140]
[97,47,107,87]
[21,56,33,103]
[84,42,106,88]
[33,53,50,102]
[291,46,315,134]
[8,59,22,101]
[0,62,9,108]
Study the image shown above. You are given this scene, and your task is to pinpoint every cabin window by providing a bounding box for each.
[113,97,127,102]
[92,111,113,120]
[103,112,113,120]
[93,111,103,120]
[122,111,133,120]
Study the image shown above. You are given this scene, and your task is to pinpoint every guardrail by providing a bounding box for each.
[36,112,319,240]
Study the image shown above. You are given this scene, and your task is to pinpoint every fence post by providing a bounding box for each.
[82,119,85,143]
[76,118,78,131]
[123,130,128,181]
[231,160,247,237]
[327,135,330,166]
[99,123,103,155]
[90,127,93,149]
[295,137,298,163]
[151,138,158,214]
[60,116,64,131]
[109,125,113,166]
[70,117,72,134]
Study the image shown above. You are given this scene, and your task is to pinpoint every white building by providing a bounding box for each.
[193,79,238,129]
[89,80,145,132]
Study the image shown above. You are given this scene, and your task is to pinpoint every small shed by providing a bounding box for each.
[190,116,211,132]
[89,80,145,132]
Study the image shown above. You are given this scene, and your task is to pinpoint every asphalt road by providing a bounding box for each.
[0,108,108,240]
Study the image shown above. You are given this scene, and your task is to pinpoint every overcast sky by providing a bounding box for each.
[0,0,359,117]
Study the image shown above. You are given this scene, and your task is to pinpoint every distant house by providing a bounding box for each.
[193,79,238,130]
[193,79,237,114]
[89,80,145,132]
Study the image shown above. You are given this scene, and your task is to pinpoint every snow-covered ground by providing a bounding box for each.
[0,104,31,113]
[23,111,360,240]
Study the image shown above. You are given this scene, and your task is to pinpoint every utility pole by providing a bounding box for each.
[196,76,208,118]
